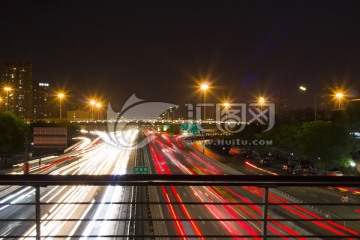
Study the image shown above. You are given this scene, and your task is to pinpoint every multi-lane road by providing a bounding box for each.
[0,130,138,239]
[144,130,360,238]
[0,129,359,239]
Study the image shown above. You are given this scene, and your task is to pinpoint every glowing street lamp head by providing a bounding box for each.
[336,92,343,99]
[57,93,65,99]
[223,102,230,107]
[90,100,96,106]
[4,86,12,92]
[258,97,265,104]
[96,102,102,108]
[200,83,209,91]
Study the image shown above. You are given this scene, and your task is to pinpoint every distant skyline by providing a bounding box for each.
[1,0,360,110]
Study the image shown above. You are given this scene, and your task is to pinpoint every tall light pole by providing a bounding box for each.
[57,93,65,122]
[96,102,102,120]
[336,92,343,110]
[223,102,230,115]
[90,100,96,120]
[258,97,265,113]
[200,83,209,154]
[4,86,12,111]
[299,85,317,121]
[200,83,209,121]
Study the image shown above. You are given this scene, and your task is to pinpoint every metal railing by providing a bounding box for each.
[0,175,359,239]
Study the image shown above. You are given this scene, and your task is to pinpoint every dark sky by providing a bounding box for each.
[1,0,360,110]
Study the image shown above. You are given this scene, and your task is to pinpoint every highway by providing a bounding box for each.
[220,145,360,232]
[0,130,138,239]
[0,129,359,238]
[144,130,360,238]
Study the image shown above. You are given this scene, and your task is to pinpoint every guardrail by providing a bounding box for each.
[0,175,359,239]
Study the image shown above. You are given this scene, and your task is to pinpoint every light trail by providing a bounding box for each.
[16,129,138,239]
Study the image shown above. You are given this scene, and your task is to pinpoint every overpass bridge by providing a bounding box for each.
[0,175,359,239]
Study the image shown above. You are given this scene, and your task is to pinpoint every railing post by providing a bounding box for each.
[262,187,269,240]
[35,186,41,240]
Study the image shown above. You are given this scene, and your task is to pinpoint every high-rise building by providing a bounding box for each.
[33,82,51,120]
[1,63,33,120]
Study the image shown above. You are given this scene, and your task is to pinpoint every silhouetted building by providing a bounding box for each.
[33,82,52,120]
[274,91,288,115]
[1,63,33,120]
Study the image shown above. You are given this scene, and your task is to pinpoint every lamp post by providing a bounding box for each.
[4,86,12,111]
[57,93,65,122]
[200,84,209,120]
[200,83,209,154]
[96,102,102,120]
[90,100,96,120]
[258,97,265,113]
[299,85,317,121]
[223,102,230,115]
[336,92,343,110]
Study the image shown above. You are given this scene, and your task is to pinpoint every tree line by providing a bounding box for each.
[0,112,80,168]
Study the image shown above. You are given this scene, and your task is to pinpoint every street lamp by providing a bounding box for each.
[200,83,209,154]
[95,102,102,120]
[299,85,317,121]
[200,83,209,121]
[223,102,230,115]
[258,97,265,112]
[57,93,65,122]
[335,92,343,110]
[90,100,96,120]
[3,86,12,111]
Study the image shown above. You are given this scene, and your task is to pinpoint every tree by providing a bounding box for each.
[0,112,28,165]
[344,103,360,132]
[297,121,353,170]
[257,123,300,152]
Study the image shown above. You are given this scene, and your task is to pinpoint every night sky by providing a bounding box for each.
[1,0,360,110]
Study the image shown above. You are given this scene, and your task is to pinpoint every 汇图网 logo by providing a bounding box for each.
[105,94,275,148]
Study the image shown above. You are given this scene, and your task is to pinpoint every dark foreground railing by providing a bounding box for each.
[0,175,359,239]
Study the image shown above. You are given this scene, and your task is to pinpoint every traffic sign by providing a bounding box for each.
[134,166,148,174]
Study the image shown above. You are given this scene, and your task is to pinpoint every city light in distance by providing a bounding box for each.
[39,83,49,87]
